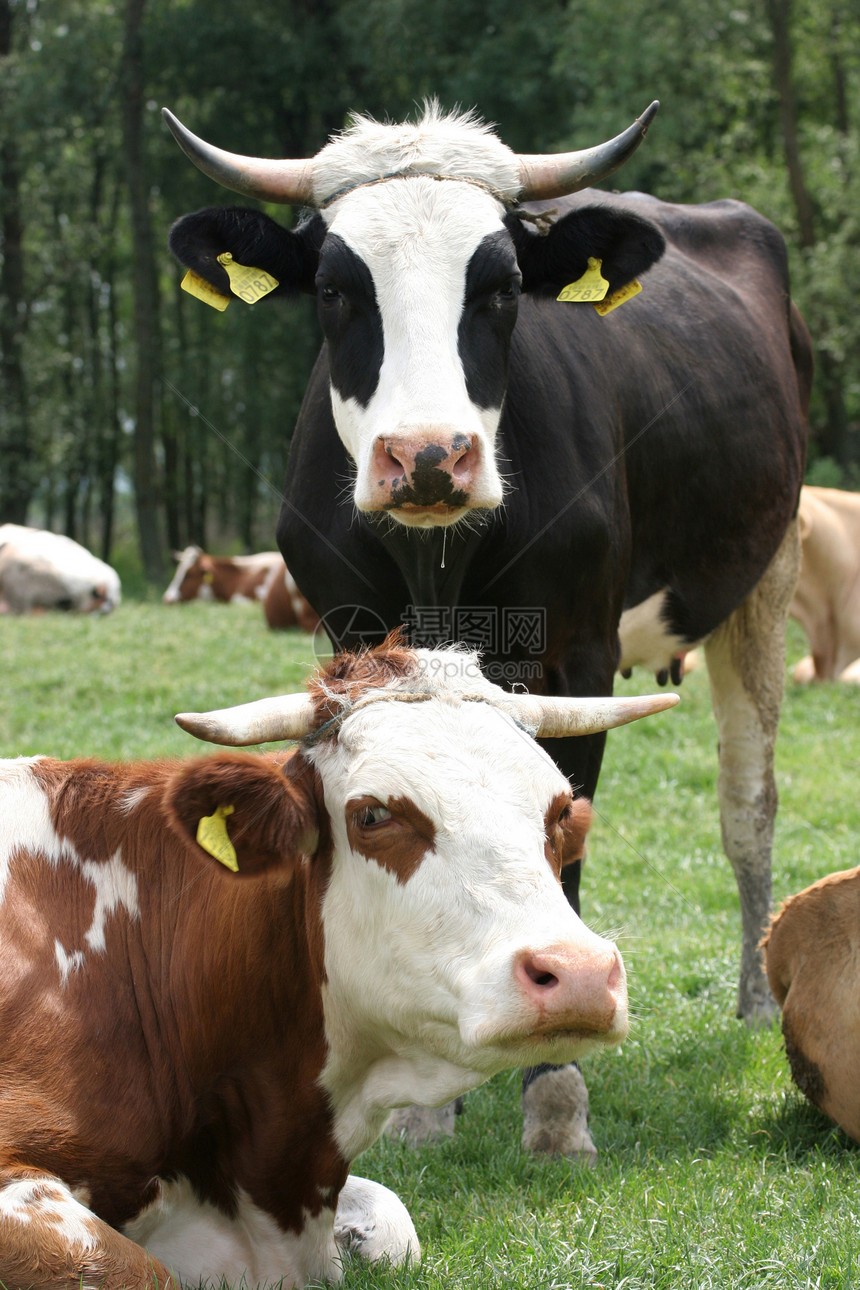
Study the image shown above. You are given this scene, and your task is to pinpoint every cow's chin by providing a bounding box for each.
[385,503,471,529]
[464,1018,630,1072]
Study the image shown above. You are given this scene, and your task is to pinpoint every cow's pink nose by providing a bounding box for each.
[514,943,626,1036]
[369,430,477,507]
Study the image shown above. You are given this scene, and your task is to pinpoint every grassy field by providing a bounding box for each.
[3,602,860,1289]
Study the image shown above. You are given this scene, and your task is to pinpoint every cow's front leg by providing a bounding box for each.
[0,1167,175,1289]
[334,1175,420,1267]
[704,517,801,1023]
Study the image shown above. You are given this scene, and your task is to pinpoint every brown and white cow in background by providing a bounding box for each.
[790,486,860,683]
[261,557,321,632]
[0,524,121,614]
[0,642,676,1289]
[762,865,860,1145]
[162,544,282,604]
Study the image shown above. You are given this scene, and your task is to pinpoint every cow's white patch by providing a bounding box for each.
[0,1176,99,1252]
[324,179,508,518]
[0,758,66,906]
[118,785,151,814]
[0,762,140,974]
[618,589,691,674]
[81,853,139,952]
[162,545,201,603]
[125,1177,341,1288]
[229,592,254,605]
[55,940,86,985]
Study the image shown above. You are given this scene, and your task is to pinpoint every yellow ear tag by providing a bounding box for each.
[196,804,238,872]
[217,253,279,304]
[557,257,609,303]
[594,278,642,315]
[202,571,214,585]
[180,270,231,312]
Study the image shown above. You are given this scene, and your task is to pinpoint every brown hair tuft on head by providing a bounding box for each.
[307,630,419,731]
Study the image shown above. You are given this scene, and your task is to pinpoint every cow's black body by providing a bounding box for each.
[278,192,810,868]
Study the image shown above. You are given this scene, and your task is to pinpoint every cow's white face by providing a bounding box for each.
[310,675,627,1149]
[318,179,518,527]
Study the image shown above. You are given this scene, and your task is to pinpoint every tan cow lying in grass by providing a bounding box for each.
[762,865,860,1143]
[0,641,676,1288]
[791,486,860,683]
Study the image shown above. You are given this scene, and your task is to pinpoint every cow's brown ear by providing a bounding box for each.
[560,798,593,866]
[167,751,319,877]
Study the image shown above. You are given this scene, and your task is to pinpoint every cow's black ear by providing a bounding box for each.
[168,207,327,298]
[508,206,665,295]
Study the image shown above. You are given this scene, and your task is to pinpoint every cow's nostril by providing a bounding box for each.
[523,962,558,989]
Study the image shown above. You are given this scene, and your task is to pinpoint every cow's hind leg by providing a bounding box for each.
[0,1167,175,1289]
[704,517,800,1023]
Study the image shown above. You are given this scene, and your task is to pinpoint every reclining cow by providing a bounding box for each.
[790,486,860,684]
[0,641,675,1288]
[762,865,860,1145]
[0,523,121,614]
[261,557,321,632]
[163,101,810,1156]
[163,544,282,604]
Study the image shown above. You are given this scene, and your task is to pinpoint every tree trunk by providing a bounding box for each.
[765,0,847,463]
[120,0,163,580]
[0,0,32,523]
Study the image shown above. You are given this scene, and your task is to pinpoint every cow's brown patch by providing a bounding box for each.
[307,633,419,731]
[4,751,349,1247]
[345,794,436,884]
[544,794,592,876]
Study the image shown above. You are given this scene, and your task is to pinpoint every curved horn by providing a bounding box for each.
[175,693,316,746]
[162,108,315,206]
[516,101,659,201]
[498,690,679,737]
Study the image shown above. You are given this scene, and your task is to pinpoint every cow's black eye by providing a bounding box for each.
[319,284,342,303]
[356,804,392,827]
[490,280,521,306]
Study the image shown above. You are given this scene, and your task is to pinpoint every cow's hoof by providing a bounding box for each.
[521,1065,597,1163]
[384,1099,460,1146]
[334,1175,420,1266]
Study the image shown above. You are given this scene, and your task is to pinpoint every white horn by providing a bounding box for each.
[499,691,679,737]
[175,693,316,746]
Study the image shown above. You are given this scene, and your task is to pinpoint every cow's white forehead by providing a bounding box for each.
[311,104,521,208]
[321,176,507,275]
[311,667,568,820]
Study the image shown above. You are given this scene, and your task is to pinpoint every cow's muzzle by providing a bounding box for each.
[364,430,492,520]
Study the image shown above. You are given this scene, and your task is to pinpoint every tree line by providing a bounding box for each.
[1,0,857,584]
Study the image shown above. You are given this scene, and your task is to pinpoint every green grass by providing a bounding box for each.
[3,607,859,1288]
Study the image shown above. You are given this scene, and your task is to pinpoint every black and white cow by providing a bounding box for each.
[164,102,811,1157]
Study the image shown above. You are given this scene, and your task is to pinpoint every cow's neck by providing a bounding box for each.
[319,994,487,1161]
[379,521,487,617]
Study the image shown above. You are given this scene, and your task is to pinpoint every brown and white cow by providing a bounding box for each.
[162,545,282,605]
[790,486,860,684]
[261,558,321,632]
[0,642,676,1288]
[762,865,860,1144]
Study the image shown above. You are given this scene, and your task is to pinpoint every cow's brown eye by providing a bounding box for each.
[356,804,391,827]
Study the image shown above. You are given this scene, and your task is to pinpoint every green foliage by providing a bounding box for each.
[3,608,860,1286]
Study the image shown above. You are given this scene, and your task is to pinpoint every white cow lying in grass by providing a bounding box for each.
[0,523,121,614]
